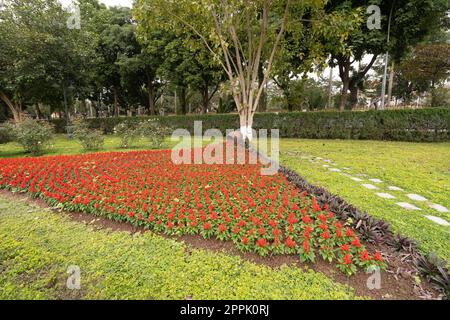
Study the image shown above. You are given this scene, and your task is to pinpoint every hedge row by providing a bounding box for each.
[51,108,450,142]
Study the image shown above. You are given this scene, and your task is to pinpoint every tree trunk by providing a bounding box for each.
[258,63,267,112]
[179,87,187,115]
[34,104,42,119]
[147,76,157,115]
[387,62,395,109]
[327,68,333,109]
[349,86,359,109]
[337,57,351,112]
[113,87,119,117]
[0,90,21,122]
[202,86,209,114]
[339,79,349,112]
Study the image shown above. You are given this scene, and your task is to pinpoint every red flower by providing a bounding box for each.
[340,244,350,252]
[303,239,310,253]
[302,215,311,224]
[322,231,331,240]
[242,236,249,245]
[285,236,296,248]
[351,237,361,248]
[203,222,212,230]
[218,224,227,233]
[256,238,268,248]
[345,228,354,237]
[343,254,352,265]
[374,251,384,262]
[360,250,371,261]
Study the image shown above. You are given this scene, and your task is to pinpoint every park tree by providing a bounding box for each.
[0,0,88,122]
[325,0,449,111]
[136,0,327,140]
[400,44,450,107]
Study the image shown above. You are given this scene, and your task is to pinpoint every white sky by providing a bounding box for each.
[59,0,132,8]
[99,0,132,8]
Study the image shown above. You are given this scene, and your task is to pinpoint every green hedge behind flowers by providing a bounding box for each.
[51,108,450,142]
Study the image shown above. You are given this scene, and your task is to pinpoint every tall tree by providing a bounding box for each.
[136,0,325,140]
[0,0,89,122]
[326,0,448,111]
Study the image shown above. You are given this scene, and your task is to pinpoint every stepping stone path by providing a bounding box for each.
[396,202,422,211]
[298,153,449,225]
[425,216,450,226]
[388,186,404,191]
[362,184,379,190]
[407,194,428,202]
[376,193,396,199]
[428,204,450,213]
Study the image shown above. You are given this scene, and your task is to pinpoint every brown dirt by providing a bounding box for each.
[0,189,442,300]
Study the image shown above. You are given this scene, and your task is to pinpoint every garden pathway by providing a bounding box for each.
[295,152,450,227]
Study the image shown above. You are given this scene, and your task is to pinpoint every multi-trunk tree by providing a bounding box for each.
[136,0,328,140]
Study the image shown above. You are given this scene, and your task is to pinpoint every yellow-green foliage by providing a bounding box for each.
[0,196,359,300]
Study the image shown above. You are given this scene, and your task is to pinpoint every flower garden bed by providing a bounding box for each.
[0,148,386,276]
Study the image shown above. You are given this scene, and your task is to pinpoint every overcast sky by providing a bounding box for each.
[59,0,132,8]
[99,0,132,7]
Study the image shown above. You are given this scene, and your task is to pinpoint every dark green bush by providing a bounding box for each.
[72,119,105,151]
[0,125,13,144]
[10,119,54,155]
[50,109,450,142]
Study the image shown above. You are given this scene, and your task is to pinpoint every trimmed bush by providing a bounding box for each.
[51,108,450,142]
[10,119,54,155]
[72,119,105,151]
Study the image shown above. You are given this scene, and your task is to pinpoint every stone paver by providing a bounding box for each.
[329,168,341,172]
[370,179,383,183]
[396,202,421,210]
[350,177,363,182]
[425,215,450,226]
[376,193,396,199]
[429,204,450,213]
[388,186,404,191]
[407,194,428,202]
[362,184,379,190]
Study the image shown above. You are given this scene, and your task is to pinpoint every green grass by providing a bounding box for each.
[0,195,358,300]
[280,139,450,261]
[0,135,450,299]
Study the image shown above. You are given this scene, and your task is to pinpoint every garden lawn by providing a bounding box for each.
[280,139,450,261]
[0,195,358,300]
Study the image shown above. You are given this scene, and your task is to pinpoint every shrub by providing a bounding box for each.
[114,121,140,149]
[10,119,54,155]
[72,119,104,151]
[136,119,171,149]
[51,108,450,142]
[0,125,13,144]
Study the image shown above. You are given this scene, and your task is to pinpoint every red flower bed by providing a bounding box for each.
[0,149,385,275]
